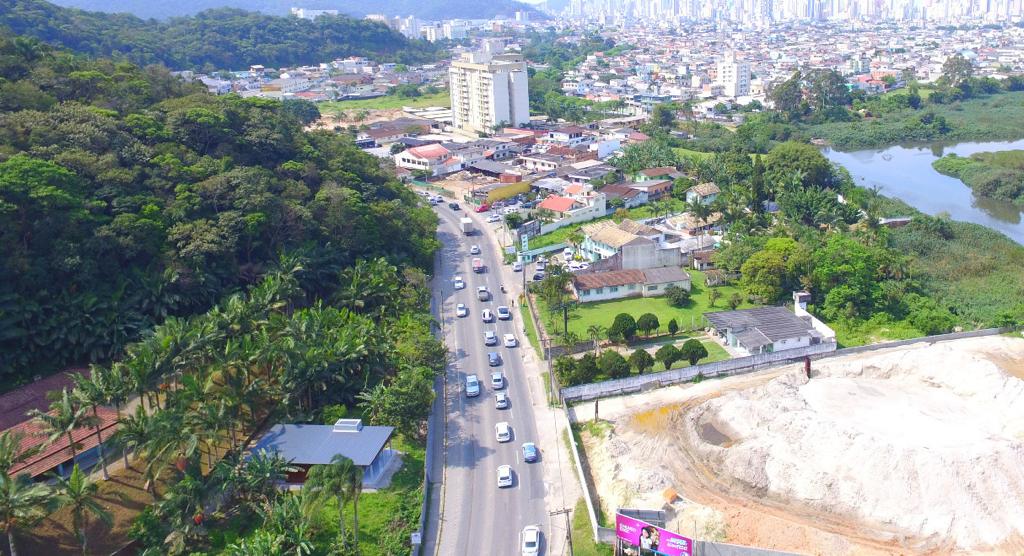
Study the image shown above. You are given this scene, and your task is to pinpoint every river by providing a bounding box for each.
[823,139,1024,245]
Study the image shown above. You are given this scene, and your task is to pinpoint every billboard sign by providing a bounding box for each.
[615,513,693,556]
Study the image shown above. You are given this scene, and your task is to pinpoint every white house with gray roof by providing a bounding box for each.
[704,305,836,355]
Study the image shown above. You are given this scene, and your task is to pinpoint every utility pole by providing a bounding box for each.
[550,507,573,556]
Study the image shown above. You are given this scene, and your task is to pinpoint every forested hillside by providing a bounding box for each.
[0,30,440,384]
[0,0,444,70]
[48,0,539,21]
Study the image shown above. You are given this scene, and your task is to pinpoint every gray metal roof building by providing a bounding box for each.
[252,420,394,467]
[705,306,821,351]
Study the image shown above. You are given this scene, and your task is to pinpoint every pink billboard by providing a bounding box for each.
[615,513,693,556]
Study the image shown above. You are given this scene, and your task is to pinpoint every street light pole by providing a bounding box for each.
[550,508,573,556]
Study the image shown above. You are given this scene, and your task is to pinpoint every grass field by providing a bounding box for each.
[520,302,543,358]
[319,91,450,114]
[572,497,613,556]
[538,270,756,339]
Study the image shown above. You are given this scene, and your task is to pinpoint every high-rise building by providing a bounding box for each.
[716,52,751,97]
[449,50,531,135]
[291,7,339,19]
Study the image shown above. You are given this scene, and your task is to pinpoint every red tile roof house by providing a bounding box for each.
[1,369,119,479]
[536,195,579,214]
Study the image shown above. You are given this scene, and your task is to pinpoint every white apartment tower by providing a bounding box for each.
[717,52,751,98]
[449,50,530,135]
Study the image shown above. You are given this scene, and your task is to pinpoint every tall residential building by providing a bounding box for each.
[717,52,751,97]
[449,51,530,135]
[290,8,339,19]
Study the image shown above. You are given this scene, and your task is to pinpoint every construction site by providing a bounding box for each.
[573,334,1024,555]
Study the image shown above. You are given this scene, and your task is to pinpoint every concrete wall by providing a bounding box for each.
[621,242,684,270]
[770,335,811,353]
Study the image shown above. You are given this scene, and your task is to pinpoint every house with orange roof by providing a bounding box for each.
[394,143,461,177]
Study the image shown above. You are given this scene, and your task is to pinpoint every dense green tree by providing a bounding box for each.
[0,1,442,70]
[763,141,836,191]
[613,141,678,173]
[607,313,637,344]
[940,53,974,89]
[654,344,680,370]
[664,284,691,307]
[357,367,435,440]
[598,350,630,379]
[0,474,54,556]
[628,349,654,375]
[770,71,804,120]
[679,339,709,366]
[667,319,679,336]
[636,313,660,337]
[739,238,812,302]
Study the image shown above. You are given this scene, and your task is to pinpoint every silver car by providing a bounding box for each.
[497,465,513,488]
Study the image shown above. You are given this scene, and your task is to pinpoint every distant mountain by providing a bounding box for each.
[0,0,445,69]
[46,0,541,20]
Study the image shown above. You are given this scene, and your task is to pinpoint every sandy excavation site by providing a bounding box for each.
[576,335,1024,555]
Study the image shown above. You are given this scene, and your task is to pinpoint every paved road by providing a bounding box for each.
[431,205,550,556]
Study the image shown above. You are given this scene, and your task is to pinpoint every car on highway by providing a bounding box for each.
[503,333,517,348]
[475,203,491,213]
[512,261,523,272]
[453,276,465,290]
[456,303,468,317]
[502,206,518,215]
[477,286,490,301]
[495,392,509,409]
[496,306,511,320]
[470,244,481,255]
[532,272,545,282]
[563,247,573,258]
[465,374,480,397]
[496,465,513,488]
[483,330,498,346]
[491,371,504,389]
[482,308,494,323]
[521,525,541,555]
[495,421,511,442]
[522,442,538,463]
[448,202,460,210]
[488,352,502,366]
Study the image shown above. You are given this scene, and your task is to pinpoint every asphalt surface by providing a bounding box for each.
[432,205,549,556]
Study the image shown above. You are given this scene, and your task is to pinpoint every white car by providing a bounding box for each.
[465,374,480,397]
[455,303,468,317]
[470,244,481,255]
[563,247,573,258]
[512,261,523,272]
[495,421,511,442]
[491,371,504,389]
[477,285,490,301]
[453,276,465,290]
[484,330,498,346]
[502,206,518,215]
[495,392,509,409]
[487,213,501,223]
[503,333,517,348]
[497,465,513,488]
[481,309,494,323]
[521,525,541,555]
[496,306,511,320]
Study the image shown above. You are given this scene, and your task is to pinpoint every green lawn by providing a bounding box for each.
[519,302,543,358]
[319,91,450,113]
[827,314,924,348]
[674,148,757,162]
[539,270,756,340]
[572,497,613,556]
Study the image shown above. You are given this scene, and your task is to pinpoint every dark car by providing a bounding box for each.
[488,352,502,366]
[448,202,460,210]
[522,442,538,463]
[532,272,545,282]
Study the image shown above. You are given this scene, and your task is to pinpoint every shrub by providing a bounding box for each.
[680,339,709,366]
[576,353,600,383]
[607,313,637,344]
[664,284,691,307]
[667,318,679,335]
[727,292,744,310]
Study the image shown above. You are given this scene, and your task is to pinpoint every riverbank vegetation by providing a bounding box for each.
[0,30,443,555]
[933,150,1024,208]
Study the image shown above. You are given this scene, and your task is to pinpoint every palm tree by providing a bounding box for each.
[28,388,95,464]
[0,432,38,477]
[305,454,357,549]
[71,373,110,480]
[565,231,584,259]
[586,324,606,354]
[0,474,53,556]
[345,462,364,555]
[109,404,150,469]
[685,199,713,249]
[54,464,113,555]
